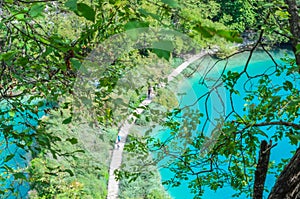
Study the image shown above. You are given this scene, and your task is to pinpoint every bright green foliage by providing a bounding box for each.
[1,0,299,198]
[28,110,113,198]
[214,0,257,32]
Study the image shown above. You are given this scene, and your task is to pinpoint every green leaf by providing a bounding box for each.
[64,169,74,176]
[4,154,15,163]
[0,51,17,61]
[263,3,274,8]
[66,138,78,144]
[216,29,242,43]
[151,40,174,61]
[152,40,174,51]
[152,49,171,61]
[124,21,149,30]
[138,8,160,20]
[194,25,215,38]
[13,173,27,180]
[161,0,180,8]
[29,4,45,18]
[296,44,300,55]
[70,58,81,70]
[256,129,268,138]
[2,164,14,172]
[76,3,96,22]
[8,111,15,117]
[283,80,293,90]
[65,0,78,11]
[15,13,25,21]
[73,149,85,153]
[288,134,300,145]
[62,117,72,124]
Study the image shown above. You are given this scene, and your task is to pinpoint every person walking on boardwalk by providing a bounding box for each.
[147,86,152,99]
[116,135,121,149]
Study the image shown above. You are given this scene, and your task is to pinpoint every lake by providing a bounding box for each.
[0,100,50,198]
[156,49,298,199]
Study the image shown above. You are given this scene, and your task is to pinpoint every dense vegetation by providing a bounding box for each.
[0,0,299,198]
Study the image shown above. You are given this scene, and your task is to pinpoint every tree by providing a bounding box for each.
[0,0,240,197]
[1,0,299,198]
[115,1,300,199]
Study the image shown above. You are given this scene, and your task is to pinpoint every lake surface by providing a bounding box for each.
[157,49,298,199]
[0,100,50,198]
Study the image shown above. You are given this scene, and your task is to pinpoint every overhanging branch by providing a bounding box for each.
[234,120,300,130]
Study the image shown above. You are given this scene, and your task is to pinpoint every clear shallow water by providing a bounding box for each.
[157,49,298,199]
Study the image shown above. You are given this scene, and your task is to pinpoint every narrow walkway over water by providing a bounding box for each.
[106,50,211,199]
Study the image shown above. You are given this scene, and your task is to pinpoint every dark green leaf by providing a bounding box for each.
[76,3,96,22]
[4,154,15,163]
[0,51,17,61]
[13,173,27,180]
[66,137,78,144]
[62,117,72,124]
[296,44,300,55]
[194,25,215,38]
[73,149,85,153]
[64,169,74,176]
[283,80,293,90]
[70,58,81,70]
[152,49,171,61]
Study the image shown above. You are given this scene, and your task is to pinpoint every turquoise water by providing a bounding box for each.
[157,49,298,198]
[0,100,51,198]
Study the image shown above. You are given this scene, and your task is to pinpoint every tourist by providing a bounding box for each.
[116,135,121,149]
[147,86,152,99]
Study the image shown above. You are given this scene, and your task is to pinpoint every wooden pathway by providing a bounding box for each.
[106,50,211,199]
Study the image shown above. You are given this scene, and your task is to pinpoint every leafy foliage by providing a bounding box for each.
[1,0,300,198]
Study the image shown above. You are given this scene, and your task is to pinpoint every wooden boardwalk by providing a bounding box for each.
[106,50,211,199]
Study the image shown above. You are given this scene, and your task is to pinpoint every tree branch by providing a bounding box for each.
[268,147,300,199]
[235,120,300,130]
[253,140,272,199]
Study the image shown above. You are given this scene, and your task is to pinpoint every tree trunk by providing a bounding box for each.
[253,140,271,199]
[268,147,300,199]
[285,0,300,66]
